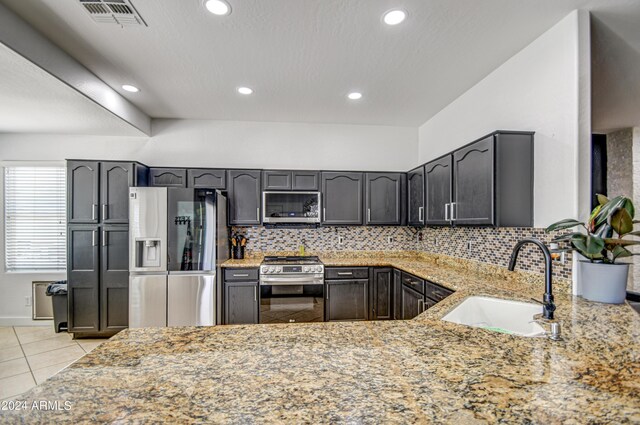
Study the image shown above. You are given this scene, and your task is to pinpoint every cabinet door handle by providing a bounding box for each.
[256,207,260,222]
[254,286,257,302]
[418,299,424,313]
[444,203,449,221]
[418,206,424,222]
[337,272,353,276]
[233,273,249,277]
[451,202,456,221]
[102,230,107,247]
[92,204,97,221]
[323,208,326,221]
[92,230,97,247]
[326,289,329,300]
[103,204,108,221]
[367,208,371,223]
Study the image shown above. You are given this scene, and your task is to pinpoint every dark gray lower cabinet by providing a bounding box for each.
[393,269,402,320]
[370,268,392,320]
[401,285,423,320]
[224,280,259,325]
[100,226,129,331]
[326,279,369,321]
[67,226,100,333]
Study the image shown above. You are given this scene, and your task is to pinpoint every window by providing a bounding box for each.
[4,166,66,271]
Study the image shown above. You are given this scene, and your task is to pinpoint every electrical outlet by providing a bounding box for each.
[417,232,423,242]
[387,236,394,243]
[434,237,439,247]
[25,296,31,307]
[338,236,344,245]
[467,241,473,251]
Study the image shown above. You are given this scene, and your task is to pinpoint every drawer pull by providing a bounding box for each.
[233,273,249,277]
[337,272,353,276]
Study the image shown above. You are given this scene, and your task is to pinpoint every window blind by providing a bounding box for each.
[4,166,66,271]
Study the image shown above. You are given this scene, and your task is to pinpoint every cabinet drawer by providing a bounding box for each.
[401,272,425,294]
[224,268,259,282]
[424,281,454,302]
[325,267,369,280]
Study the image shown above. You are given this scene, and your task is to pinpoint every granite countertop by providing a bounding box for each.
[3,253,639,423]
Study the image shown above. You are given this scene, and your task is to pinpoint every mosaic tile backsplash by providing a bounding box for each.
[231,226,573,280]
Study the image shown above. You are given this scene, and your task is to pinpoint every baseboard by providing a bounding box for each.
[627,291,640,302]
[0,317,54,327]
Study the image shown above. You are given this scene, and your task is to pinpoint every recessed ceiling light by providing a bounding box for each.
[347,92,363,100]
[237,86,253,95]
[383,9,406,25]
[122,84,139,93]
[204,0,231,16]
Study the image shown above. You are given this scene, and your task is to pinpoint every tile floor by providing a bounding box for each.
[0,326,107,401]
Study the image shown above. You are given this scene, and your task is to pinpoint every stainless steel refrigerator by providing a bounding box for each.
[128,187,229,328]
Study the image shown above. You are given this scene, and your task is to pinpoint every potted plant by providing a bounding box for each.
[546,194,638,304]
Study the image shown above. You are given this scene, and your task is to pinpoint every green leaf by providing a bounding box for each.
[552,232,584,242]
[596,194,609,206]
[571,234,605,255]
[623,198,635,220]
[545,219,584,233]
[594,196,626,227]
[603,238,640,246]
[595,223,613,239]
[611,208,633,235]
[612,245,633,261]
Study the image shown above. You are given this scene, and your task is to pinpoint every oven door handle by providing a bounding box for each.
[259,276,324,286]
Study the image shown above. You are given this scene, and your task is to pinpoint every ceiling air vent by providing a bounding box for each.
[78,0,147,27]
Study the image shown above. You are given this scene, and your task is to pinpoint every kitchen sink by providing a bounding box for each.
[441,296,545,337]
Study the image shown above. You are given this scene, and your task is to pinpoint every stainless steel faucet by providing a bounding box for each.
[508,238,556,320]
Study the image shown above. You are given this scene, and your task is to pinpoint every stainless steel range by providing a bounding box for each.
[259,256,324,324]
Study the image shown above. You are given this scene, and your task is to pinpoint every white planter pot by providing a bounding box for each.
[578,261,629,304]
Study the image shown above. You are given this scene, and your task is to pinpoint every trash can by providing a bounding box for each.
[46,281,68,333]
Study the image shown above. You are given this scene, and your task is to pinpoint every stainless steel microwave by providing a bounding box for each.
[262,191,321,224]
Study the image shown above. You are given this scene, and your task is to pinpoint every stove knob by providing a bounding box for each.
[303,266,310,272]
[268,267,275,273]
[317,266,323,273]
[276,267,282,273]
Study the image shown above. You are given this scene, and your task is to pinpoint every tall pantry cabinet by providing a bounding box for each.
[66,160,148,336]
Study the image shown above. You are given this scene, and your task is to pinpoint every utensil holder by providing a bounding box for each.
[233,246,245,260]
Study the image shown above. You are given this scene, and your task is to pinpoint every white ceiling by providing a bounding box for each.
[1,0,640,127]
[0,43,145,136]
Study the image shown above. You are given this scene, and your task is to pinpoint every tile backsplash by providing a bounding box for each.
[232,225,572,280]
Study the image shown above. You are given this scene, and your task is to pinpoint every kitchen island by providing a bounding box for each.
[2,253,639,423]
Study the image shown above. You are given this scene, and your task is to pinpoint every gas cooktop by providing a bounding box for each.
[262,256,321,265]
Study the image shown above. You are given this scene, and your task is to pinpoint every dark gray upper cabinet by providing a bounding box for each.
[149,168,187,188]
[67,225,100,332]
[68,161,99,224]
[453,136,494,225]
[100,226,129,331]
[262,170,292,190]
[227,170,261,225]
[224,280,259,325]
[452,131,533,226]
[326,279,369,321]
[262,170,320,191]
[370,268,392,320]
[101,162,134,224]
[407,166,425,226]
[292,171,319,190]
[424,155,453,226]
[321,172,364,225]
[187,169,226,189]
[365,173,405,225]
